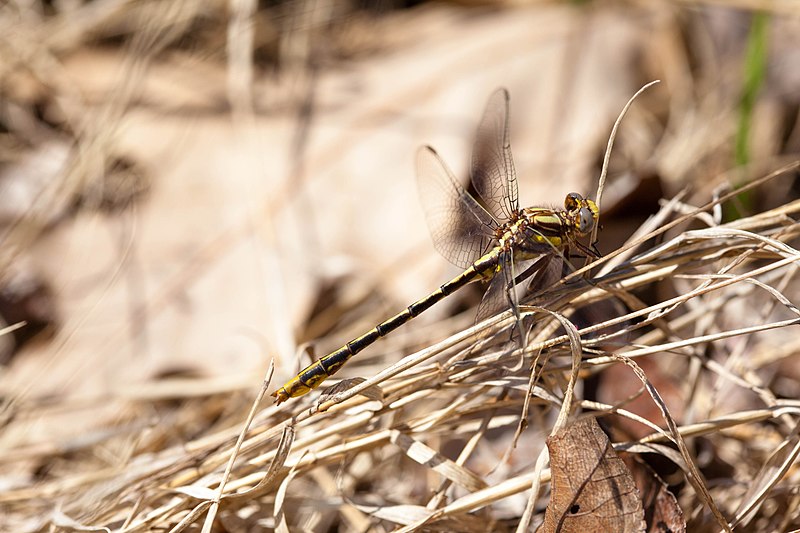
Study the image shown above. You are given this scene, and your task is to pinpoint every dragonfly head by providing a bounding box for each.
[564,192,599,236]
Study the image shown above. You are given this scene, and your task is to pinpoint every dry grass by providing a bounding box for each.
[5,163,800,531]
[1,1,800,532]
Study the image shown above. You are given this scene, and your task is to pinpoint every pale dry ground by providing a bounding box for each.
[1,2,799,531]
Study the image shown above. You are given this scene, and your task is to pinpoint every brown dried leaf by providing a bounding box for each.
[629,458,686,533]
[223,423,295,500]
[543,417,645,533]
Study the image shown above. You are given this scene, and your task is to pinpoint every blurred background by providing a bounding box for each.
[1,0,799,530]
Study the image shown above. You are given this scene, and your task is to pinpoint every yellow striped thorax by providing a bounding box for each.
[493,192,599,261]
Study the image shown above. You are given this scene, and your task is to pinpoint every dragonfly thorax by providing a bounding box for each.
[493,192,598,261]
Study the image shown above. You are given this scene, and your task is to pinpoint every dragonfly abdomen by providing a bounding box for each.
[271,260,490,404]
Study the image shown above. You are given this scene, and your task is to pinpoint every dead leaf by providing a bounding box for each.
[629,458,686,533]
[543,417,645,533]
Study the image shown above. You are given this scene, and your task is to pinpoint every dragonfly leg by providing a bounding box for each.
[574,240,601,259]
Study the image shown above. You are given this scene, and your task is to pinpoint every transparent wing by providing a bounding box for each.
[476,254,551,324]
[524,254,566,298]
[474,254,540,371]
[416,146,499,269]
[470,88,519,222]
[475,258,513,324]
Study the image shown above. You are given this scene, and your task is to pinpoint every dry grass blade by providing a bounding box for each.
[731,422,800,528]
[274,451,308,533]
[389,430,487,492]
[592,79,661,242]
[612,354,731,532]
[543,308,583,433]
[364,503,486,532]
[168,501,212,533]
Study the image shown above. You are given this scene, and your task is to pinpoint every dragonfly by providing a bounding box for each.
[272,88,599,404]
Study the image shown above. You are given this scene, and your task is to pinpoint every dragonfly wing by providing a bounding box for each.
[475,254,554,324]
[470,251,511,324]
[475,261,511,324]
[470,88,519,222]
[416,146,499,269]
[475,253,543,373]
[524,254,566,298]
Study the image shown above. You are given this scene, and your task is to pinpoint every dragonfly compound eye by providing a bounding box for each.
[578,207,595,234]
[564,192,582,211]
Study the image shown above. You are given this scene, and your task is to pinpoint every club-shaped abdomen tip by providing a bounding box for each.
[272,388,288,404]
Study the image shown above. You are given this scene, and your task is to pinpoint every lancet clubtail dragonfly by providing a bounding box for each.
[272,88,599,404]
